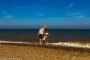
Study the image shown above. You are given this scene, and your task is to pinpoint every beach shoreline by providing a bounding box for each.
[0,40,90,49]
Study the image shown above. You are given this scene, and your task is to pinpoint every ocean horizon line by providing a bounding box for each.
[0,28,90,30]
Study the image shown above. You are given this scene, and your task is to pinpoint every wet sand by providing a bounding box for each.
[0,43,90,60]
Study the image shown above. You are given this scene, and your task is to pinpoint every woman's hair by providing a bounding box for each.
[39,25,47,33]
[40,25,46,28]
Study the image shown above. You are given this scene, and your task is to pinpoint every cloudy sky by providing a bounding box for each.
[0,0,90,29]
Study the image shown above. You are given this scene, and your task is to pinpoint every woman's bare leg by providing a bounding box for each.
[39,39,42,45]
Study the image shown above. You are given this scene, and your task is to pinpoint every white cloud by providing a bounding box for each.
[76,15,86,18]
[36,13,44,16]
[2,11,8,14]
[67,12,81,16]
[4,15,13,19]
[18,6,27,9]
[67,12,87,18]
[68,3,74,8]
[0,11,8,14]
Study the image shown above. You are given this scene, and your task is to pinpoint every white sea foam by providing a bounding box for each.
[0,40,90,49]
[49,42,90,49]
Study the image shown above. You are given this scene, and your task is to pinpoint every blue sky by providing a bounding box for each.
[0,0,90,29]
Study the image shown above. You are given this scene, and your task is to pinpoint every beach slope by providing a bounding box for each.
[0,43,90,60]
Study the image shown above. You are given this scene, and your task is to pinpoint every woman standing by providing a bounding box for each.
[38,25,46,45]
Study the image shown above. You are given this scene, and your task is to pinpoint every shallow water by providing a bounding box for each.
[0,29,90,42]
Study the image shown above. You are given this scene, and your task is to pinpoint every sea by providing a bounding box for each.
[0,29,90,43]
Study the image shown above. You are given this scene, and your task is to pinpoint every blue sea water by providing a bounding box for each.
[0,29,90,42]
